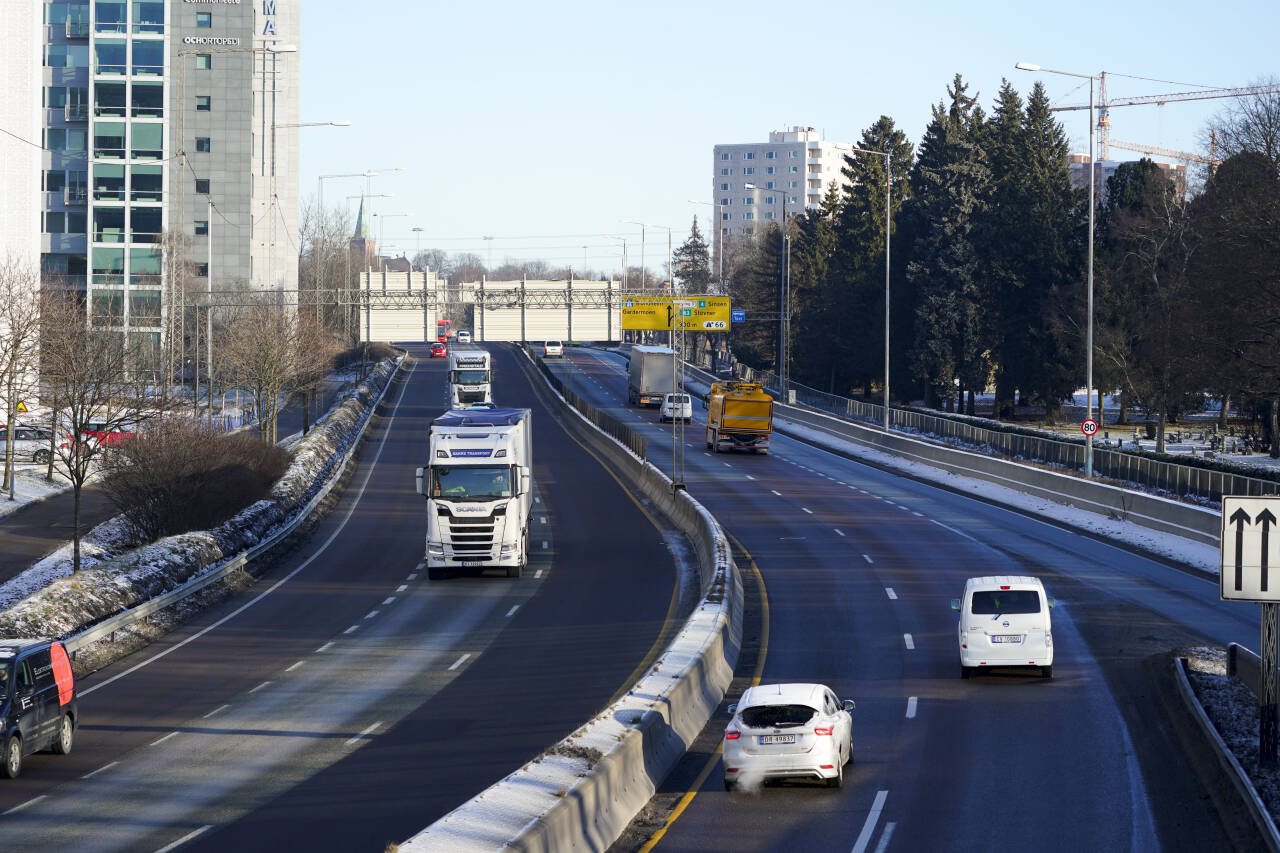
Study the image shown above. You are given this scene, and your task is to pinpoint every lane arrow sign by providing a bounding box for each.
[1232,506,1252,592]
[1261,508,1277,592]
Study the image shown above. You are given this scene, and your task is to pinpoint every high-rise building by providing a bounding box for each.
[711,126,854,259]
[38,0,300,369]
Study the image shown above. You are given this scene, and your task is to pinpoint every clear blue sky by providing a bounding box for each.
[300,0,1278,274]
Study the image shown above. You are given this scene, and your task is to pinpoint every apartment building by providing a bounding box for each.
[38,0,299,370]
[711,126,854,257]
[1067,153,1187,202]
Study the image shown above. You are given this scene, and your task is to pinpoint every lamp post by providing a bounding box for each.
[841,147,893,432]
[267,119,350,293]
[744,182,789,387]
[1016,61,1096,478]
[318,170,375,212]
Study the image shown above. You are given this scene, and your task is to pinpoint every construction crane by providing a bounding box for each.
[1050,72,1280,160]
[1106,137,1221,167]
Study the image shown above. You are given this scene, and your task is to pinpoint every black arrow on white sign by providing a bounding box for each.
[1261,508,1277,592]
[1232,506,1252,592]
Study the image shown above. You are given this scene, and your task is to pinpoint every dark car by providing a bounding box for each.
[430,343,447,358]
[0,639,77,778]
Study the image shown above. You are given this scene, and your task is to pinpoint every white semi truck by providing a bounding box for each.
[416,408,532,579]
[447,349,493,409]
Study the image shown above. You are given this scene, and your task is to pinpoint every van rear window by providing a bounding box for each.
[740,704,816,729]
[971,590,1041,614]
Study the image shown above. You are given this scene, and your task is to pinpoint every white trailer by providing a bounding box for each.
[627,345,675,407]
[447,348,493,409]
[416,408,532,579]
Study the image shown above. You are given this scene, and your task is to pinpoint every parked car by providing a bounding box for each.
[82,421,134,447]
[723,683,855,790]
[0,426,54,464]
[660,393,692,423]
[430,342,447,358]
[0,638,78,778]
[952,576,1055,679]
[544,340,564,357]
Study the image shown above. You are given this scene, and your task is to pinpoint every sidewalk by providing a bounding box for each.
[0,377,347,587]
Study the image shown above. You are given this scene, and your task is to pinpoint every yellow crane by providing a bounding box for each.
[1050,72,1280,160]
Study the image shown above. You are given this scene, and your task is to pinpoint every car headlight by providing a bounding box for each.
[428,543,445,555]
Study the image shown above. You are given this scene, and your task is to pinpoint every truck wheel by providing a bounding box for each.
[507,563,522,579]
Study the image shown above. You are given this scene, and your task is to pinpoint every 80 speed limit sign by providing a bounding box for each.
[1081,418,1099,436]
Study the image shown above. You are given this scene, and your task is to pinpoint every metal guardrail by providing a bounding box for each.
[700,360,1280,505]
[63,359,402,656]
[531,350,647,463]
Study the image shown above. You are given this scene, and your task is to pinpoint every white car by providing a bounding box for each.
[723,683,855,791]
[659,393,692,423]
[0,425,54,464]
[544,340,564,357]
[456,331,472,344]
[952,575,1055,679]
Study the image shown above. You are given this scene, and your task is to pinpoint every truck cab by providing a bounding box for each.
[447,349,493,409]
[417,408,532,580]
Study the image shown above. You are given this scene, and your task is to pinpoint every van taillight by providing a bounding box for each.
[1000,585,1010,590]
[814,726,833,736]
[725,729,740,740]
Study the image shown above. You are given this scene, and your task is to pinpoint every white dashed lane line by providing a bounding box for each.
[906,697,918,719]
[396,585,407,593]
[863,554,874,564]
[851,790,890,853]
[535,569,543,579]
[408,573,419,581]
[150,732,179,747]
[745,475,756,480]
[448,653,471,671]
[155,826,213,853]
[3,795,47,815]
[771,490,782,496]
[344,624,360,635]
[203,704,231,719]
[344,721,384,747]
[364,610,379,620]
[885,588,897,600]
[315,642,333,653]
[415,563,425,572]
[903,634,915,650]
[250,680,273,693]
[382,597,396,606]
[506,605,520,617]
[81,762,118,780]
[286,660,306,672]
[802,507,813,514]
[834,529,845,537]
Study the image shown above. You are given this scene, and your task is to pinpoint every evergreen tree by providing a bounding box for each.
[905,74,991,409]
[673,216,713,294]
[787,191,841,389]
[726,230,782,371]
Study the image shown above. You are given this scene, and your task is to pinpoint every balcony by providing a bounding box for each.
[65,103,88,122]
[66,19,89,38]
[65,186,88,205]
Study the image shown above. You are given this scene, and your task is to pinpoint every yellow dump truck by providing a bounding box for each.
[706,381,773,454]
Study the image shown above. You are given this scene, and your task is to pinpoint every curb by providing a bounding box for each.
[1173,656,1280,851]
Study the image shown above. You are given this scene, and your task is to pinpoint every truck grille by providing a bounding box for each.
[447,515,495,554]
[458,389,487,403]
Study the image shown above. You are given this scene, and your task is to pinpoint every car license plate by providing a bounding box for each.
[991,634,1023,643]
[758,734,796,745]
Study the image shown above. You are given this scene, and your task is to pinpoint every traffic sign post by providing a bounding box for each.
[1081,418,1098,437]
[1221,495,1280,762]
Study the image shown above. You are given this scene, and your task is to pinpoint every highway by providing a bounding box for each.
[0,344,682,852]
[545,346,1256,853]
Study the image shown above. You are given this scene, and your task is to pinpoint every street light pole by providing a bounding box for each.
[1017,61,1096,477]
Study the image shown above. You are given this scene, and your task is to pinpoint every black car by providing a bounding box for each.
[0,639,77,778]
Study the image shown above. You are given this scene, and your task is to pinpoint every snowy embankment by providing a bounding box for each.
[0,359,397,641]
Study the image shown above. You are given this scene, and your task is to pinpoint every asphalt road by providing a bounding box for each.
[0,344,680,853]
[548,346,1255,853]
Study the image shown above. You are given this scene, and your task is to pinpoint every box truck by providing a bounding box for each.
[627,345,675,407]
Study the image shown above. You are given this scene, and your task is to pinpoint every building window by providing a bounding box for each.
[720,183,729,191]
[744,212,754,221]
[744,197,753,205]
[195,95,211,111]
[196,136,211,152]
[788,150,799,158]
[721,213,731,221]
[133,0,165,34]
[743,152,754,160]
[720,152,731,160]
[789,165,799,173]
[45,212,66,234]
[195,263,209,277]
[789,180,799,188]
[743,167,754,175]
[765,211,775,220]
[194,220,209,236]
[765,151,777,159]
[68,211,87,235]
[765,166,775,174]
[195,178,210,194]
[195,53,211,70]
[196,11,211,27]
[765,181,776,189]
[719,198,729,206]
[720,168,731,176]
[765,196,774,204]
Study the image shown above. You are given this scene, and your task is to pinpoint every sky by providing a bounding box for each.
[299,0,1279,275]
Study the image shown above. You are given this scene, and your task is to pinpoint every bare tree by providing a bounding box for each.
[1204,78,1280,177]
[40,289,164,570]
[0,256,44,499]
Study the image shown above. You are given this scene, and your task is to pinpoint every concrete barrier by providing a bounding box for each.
[400,347,742,852]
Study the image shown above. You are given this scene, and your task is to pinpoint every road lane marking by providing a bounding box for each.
[3,795,47,815]
[745,475,756,480]
[863,554,873,564]
[930,517,986,546]
[506,605,520,617]
[534,496,541,504]
[364,610,379,620]
[448,653,471,671]
[802,507,813,514]
[396,585,407,593]
[250,681,273,693]
[885,588,897,600]
[344,624,360,635]
[874,822,897,853]
[704,452,712,457]
[834,528,845,537]
[203,704,231,719]
[851,790,890,853]
[416,563,425,571]
[151,732,179,747]
[382,596,396,606]
[286,660,306,672]
[540,517,547,524]
[155,825,213,853]
[535,569,543,578]
[316,642,334,653]
[905,697,918,719]
[408,573,419,581]
[771,490,782,496]
[903,634,914,650]
[912,511,924,517]
[81,762,118,780]
[542,541,549,549]
[345,721,383,746]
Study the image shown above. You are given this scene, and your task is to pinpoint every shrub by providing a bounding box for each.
[99,419,291,542]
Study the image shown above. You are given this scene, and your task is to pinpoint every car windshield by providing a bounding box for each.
[740,703,817,729]
[430,465,512,500]
[452,370,489,384]
[970,590,1041,614]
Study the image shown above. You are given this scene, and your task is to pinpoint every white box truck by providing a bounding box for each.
[627,345,675,407]
[416,408,532,579]
[447,349,493,409]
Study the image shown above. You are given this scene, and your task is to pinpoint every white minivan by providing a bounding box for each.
[952,576,1054,679]
[660,393,692,423]
[544,340,563,357]
[456,330,473,344]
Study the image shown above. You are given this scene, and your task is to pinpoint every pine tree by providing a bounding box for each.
[673,216,713,294]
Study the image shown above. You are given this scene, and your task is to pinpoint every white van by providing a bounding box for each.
[456,330,473,344]
[660,393,692,423]
[952,576,1054,679]
[544,340,563,357]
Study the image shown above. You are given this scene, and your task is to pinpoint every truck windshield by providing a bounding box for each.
[452,370,490,384]
[430,465,512,499]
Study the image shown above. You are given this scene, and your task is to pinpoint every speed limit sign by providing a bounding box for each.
[1081,418,1099,436]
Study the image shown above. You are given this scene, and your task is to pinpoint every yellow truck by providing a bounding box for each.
[706,381,773,454]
